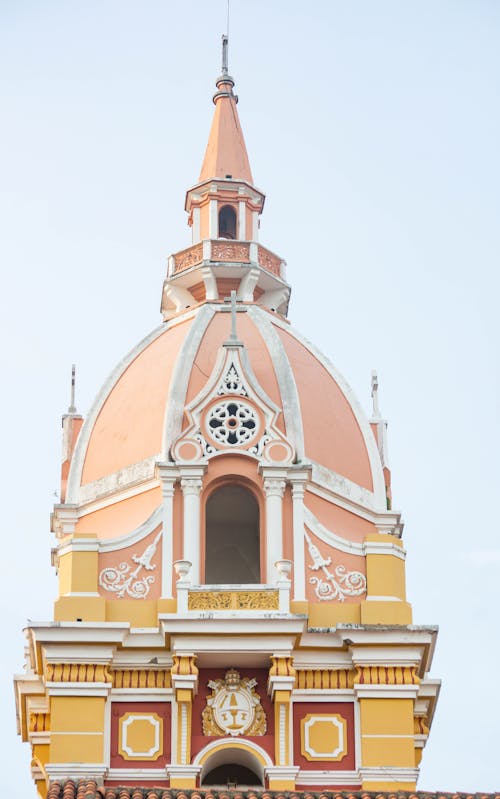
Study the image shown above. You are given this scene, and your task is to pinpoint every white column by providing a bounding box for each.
[209,199,218,238]
[252,210,259,241]
[238,200,246,240]
[192,207,201,243]
[155,463,179,599]
[160,479,175,598]
[263,476,286,583]
[181,475,203,585]
[291,480,306,601]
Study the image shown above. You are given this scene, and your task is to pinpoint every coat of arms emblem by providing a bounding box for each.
[202,668,267,737]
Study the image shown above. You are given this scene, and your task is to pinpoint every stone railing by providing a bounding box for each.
[170,240,285,280]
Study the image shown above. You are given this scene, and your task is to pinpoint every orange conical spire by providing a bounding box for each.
[199,35,253,184]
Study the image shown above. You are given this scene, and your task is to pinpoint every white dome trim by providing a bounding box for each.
[248,306,305,462]
[269,314,387,510]
[66,322,168,505]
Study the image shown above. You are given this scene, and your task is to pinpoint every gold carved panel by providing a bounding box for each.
[187,589,279,611]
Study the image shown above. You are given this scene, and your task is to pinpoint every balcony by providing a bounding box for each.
[169,240,285,281]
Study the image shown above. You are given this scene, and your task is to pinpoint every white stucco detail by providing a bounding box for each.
[248,305,305,462]
[162,304,215,458]
[66,323,168,504]
[268,314,387,509]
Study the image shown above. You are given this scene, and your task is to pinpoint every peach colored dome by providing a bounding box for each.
[68,306,380,506]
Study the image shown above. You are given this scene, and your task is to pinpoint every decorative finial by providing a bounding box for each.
[222,33,229,76]
[371,369,380,419]
[68,364,77,414]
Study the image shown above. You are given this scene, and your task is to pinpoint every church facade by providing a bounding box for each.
[15,39,440,798]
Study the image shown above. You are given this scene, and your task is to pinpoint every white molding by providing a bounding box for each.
[121,713,161,758]
[267,314,387,509]
[98,507,163,552]
[29,731,51,745]
[302,714,345,759]
[366,595,402,602]
[193,737,273,771]
[295,769,360,785]
[107,768,166,780]
[306,473,403,535]
[364,539,406,560]
[247,306,305,461]
[362,734,414,738]
[111,690,173,701]
[45,763,108,781]
[304,506,364,555]
[293,651,352,669]
[350,644,423,666]
[359,766,419,782]
[166,764,201,779]
[78,461,159,507]
[266,765,300,780]
[47,684,111,697]
[43,644,115,662]
[51,731,104,736]
[162,304,215,456]
[354,685,419,700]
[66,324,168,504]
[310,461,375,513]
[293,690,354,701]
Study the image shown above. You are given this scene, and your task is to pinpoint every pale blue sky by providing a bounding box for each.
[1,1,499,793]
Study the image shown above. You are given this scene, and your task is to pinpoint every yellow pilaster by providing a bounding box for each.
[268,655,296,790]
[170,654,198,788]
[356,664,419,790]
[361,533,412,624]
[54,535,106,622]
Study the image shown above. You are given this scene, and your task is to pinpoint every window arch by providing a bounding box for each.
[205,484,260,584]
[218,205,237,239]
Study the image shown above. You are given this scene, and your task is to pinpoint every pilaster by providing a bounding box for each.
[179,465,206,585]
[155,463,178,600]
[352,649,420,790]
[170,653,198,788]
[261,467,287,583]
[268,655,296,789]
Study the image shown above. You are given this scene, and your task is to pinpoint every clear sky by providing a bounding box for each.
[1,1,499,793]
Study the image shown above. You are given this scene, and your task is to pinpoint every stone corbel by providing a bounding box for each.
[51,504,78,539]
[238,266,260,301]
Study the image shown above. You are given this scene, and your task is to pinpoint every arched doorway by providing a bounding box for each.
[202,763,262,787]
[197,742,268,788]
[205,485,260,584]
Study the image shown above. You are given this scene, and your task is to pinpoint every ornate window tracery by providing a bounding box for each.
[206,400,258,446]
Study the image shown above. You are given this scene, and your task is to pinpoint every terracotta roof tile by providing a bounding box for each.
[45,786,500,799]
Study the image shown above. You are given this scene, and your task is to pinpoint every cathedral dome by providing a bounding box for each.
[65,303,386,543]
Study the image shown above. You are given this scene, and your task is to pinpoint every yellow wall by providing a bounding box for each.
[50,696,105,763]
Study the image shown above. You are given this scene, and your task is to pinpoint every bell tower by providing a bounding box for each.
[14,35,440,799]
[161,36,290,319]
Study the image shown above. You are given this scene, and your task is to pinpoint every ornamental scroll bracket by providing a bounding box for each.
[171,339,295,465]
[305,530,366,602]
[99,530,161,600]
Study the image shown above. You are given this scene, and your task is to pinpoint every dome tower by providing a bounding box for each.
[15,37,440,799]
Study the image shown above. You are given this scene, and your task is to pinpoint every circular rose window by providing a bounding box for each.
[206,400,258,446]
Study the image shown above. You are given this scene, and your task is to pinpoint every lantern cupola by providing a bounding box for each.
[161,36,290,319]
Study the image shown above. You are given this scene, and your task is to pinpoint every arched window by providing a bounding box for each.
[205,485,260,584]
[218,205,237,239]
